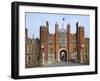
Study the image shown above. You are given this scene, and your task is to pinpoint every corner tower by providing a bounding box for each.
[76,22,85,63]
[67,23,73,61]
[55,22,60,61]
[40,21,49,65]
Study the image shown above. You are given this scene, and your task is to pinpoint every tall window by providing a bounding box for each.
[27,46,30,53]
[26,55,31,63]
[59,28,67,48]
[50,48,53,53]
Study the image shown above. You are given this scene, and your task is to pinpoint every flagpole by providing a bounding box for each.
[62,18,65,28]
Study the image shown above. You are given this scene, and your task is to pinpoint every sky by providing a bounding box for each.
[25,12,90,38]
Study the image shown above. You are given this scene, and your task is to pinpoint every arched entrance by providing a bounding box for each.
[60,50,67,62]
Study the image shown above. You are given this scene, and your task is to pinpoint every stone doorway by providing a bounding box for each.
[60,50,67,62]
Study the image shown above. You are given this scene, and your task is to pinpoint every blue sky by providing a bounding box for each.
[25,12,90,38]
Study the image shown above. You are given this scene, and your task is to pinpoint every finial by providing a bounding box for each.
[32,33,34,38]
[46,21,49,27]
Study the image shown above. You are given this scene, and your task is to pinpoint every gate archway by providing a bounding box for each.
[60,50,67,62]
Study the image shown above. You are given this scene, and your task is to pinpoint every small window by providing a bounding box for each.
[27,55,31,63]
[50,48,53,53]
[27,46,30,53]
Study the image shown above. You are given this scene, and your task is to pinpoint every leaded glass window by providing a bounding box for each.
[59,28,67,48]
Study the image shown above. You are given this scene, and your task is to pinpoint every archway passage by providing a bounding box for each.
[60,50,67,62]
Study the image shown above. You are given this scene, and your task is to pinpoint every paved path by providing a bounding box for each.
[43,62,85,67]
